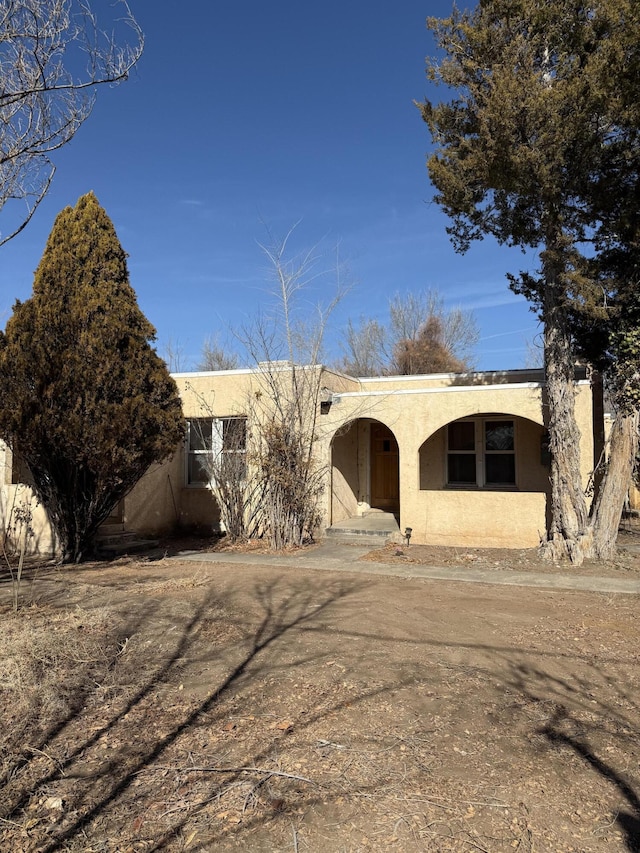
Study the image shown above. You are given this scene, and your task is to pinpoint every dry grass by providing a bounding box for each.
[1,556,639,851]
[0,605,122,783]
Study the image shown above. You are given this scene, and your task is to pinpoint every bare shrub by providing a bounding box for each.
[1,483,35,612]
[241,225,346,549]
[256,395,324,549]
[185,399,262,544]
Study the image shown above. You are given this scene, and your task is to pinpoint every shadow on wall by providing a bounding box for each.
[1,483,56,559]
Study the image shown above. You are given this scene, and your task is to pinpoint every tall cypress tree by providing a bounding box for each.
[0,192,185,562]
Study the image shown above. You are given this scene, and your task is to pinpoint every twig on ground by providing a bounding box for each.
[316,739,345,750]
[242,774,272,813]
[460,838,491,853]
[26,746,64,772]
[158,798,213,818]
[142,764,320,786]
[0,816,26,828]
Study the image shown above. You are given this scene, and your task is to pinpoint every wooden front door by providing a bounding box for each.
[370,423,399,516]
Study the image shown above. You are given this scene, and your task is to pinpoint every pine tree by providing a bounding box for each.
[0,192,185,562]
[421,0,640,563]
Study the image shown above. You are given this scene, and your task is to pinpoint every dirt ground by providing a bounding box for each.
[1,537,640,852]
[360,522,640,579]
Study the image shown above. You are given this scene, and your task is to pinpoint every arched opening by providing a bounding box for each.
[418,412,549,493]
[416,412,550,548]
[330,418,400,526]
[370,422,400,516]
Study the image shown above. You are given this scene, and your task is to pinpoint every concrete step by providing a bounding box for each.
[96,531,160,557]
[98,521,125,535]
[325,526,399,546]
[326,511,400,546]
[324,532,394,546]
[326,525,394,538]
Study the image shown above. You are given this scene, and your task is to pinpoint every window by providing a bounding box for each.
[484,420,515,485]
[186,417,247,486]
[220,417,247,480]
[447,420,476,484]
[447,418,516,488]
[187,418,214,486]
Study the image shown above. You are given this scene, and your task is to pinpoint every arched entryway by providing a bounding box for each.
[329,418,400,526]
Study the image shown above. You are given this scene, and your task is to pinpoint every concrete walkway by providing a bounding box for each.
[174,541,640,596]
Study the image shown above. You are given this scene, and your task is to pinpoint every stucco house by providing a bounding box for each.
[1,364,604,556]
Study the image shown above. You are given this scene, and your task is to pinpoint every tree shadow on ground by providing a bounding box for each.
[4,572,640,851]
[498,652,640,852]
[0,573,411,851]
[303,617,640,852]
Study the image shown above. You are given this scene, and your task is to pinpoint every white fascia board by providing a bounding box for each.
[332,380,590,401]
[171,368,255,378]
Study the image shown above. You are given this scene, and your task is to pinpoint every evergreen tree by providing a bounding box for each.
[391,315,467,375]
[421,0,640,563]
[0,192,185,562]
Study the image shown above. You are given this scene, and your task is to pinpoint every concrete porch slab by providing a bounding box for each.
[325,512,400,545]
[327,512,400,534]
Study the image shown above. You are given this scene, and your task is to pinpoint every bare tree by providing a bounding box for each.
[185,403,261,543]
[523,333,545,369]
[198,336,240,372]
[339,289,479,376]
[187,228,346,549]
[161,336,189,373]
[336,317,388,377]
[391,314,467,375]
[0,1,143,245]
[389,291,479,370]
[242,225,347,549]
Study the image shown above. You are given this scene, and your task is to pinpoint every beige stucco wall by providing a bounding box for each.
[319,374,598,548]
[122,369,259,537]
[0,484,57,556]
[330,419,372,523]
[1,443,57,555]
[0,366,601,553]
[124,453,184,535]
[415,416,549,546]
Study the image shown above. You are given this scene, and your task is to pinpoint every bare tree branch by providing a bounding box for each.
[338,289,480,376]
[238,225,347,548]
[0,1,143,245]
[198,336,240,372]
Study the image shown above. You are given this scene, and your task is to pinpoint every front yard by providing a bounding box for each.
[1,550,639,851]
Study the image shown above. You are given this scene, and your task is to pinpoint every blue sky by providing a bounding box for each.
[0,0,543,371]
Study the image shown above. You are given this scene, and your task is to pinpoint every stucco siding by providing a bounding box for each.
[1,366,602,554]
[124,451,184,536]
[417,490,547,548]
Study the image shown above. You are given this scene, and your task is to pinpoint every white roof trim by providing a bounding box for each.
[333,380,590,400]
[171,368,255,378]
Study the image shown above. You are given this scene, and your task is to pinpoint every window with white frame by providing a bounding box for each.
[447,418,516,488]
[186,417,247,486]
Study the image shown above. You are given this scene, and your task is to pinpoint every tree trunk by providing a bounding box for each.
[588,408,639,560]
[540,274,639,564]
[540,280,590,564]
